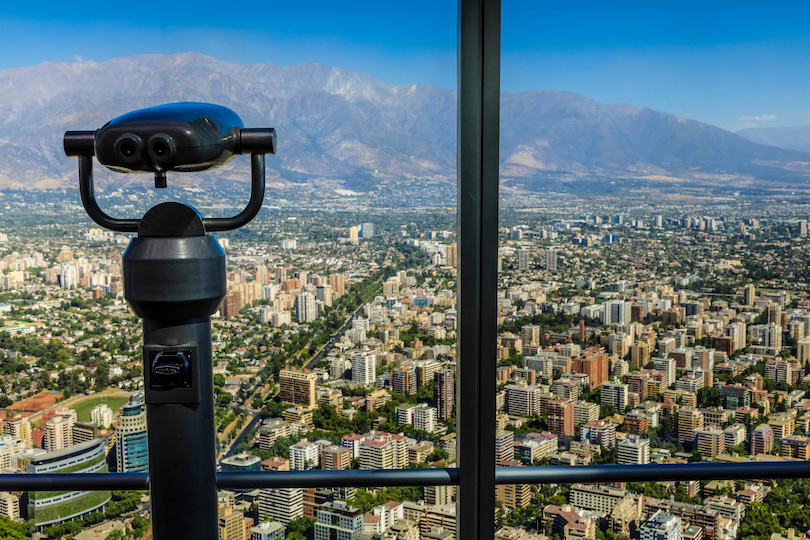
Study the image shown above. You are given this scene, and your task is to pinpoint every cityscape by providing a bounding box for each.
[0,184,809,540]
[2,2,810,538]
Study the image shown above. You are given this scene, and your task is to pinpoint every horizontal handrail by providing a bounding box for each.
[3,461,810,492]
[218,468,459,489]
[0,472,149,492]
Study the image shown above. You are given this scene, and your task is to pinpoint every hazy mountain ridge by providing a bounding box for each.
[737,126,810,155]
[0,52,808,192]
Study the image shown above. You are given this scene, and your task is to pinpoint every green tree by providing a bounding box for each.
[740,501,781,540]
[0,517,26,540]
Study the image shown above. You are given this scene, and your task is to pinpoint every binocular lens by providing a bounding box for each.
[120,142,137,158]
[147,134,176,165]
[153,142,168,157]
[114,134,144,164]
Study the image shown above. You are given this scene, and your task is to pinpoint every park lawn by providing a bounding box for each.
[70,396,130,422]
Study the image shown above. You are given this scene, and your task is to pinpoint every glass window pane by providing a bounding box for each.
[499,1,810,537]
[2,2,457,537]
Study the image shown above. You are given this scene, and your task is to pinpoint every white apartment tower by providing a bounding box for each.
[618,435,650,465]
[294,292,317,323]
[351,349,377,386]
[90,404,113,428]
[44,415,73,452]
[259,488,303,525]
[640,511,681,540]
[600,380,629,412]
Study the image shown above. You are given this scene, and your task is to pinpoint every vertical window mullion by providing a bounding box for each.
[457,0,501,538]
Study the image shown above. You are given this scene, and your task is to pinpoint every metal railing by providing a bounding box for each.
[4,460,810,492]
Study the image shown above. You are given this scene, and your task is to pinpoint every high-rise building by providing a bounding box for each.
[677,408,704,444]
[496,480,532,510]
[521,324,541,346]
[90,404,113,428]
[653,357,676,389]
[693,427,725,459]
[259,488,303,525]
[320,445,352,470]
[518,249,529,270]
[351,349,376,386]
[603,300,631,325]
[723,322,746,351]
[0,491,20,520]
[743,284,756,306]
[762,323,783,351]
[349,226,359,245]
[72,422,99,445]
[798,337,810,365]
[221,290,243,318]
[314,501,364,540]
[640,510,681,540]
[290,439,320,470]
[601,380,629,412]
[116,392,148,473]
[279,368,317,407]
[574,346,609,390]
[250,521,286,540]
[574,401,599,428]
[221,453,262,473]
[395,403,437,433]
[445,243,458,268]
[434,369,454,420]
[219,505,247,540]
[546,247,558,271]
[60,263,77,289]
[315,284,332,307]
[43,414,73,452]
[5,417,32,448]
[548,399,575,436]
[618,435,650,465]
[295,292,317,322]
[22,439,111,530]
[360,222,374,239]
[359,433,409,469]
[393,369,417,395]
[329,274,345,297]
[581,420,616,448]
[751,424,774,455]
[495,430,515,462]
[630,342,650,369]
[780,435,810,460]
[255,265,269,286]
[274,267,287,285]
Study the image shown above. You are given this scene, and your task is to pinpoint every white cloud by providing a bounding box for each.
[739,114,776,121]
[736,122,757,131]
[74,55,84,62]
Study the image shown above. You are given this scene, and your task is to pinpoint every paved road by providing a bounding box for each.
[304,302,366,371]
[223,410,263,458]
[221,302,366,458]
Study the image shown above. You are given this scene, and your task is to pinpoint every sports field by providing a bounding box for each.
[69,395,131,422]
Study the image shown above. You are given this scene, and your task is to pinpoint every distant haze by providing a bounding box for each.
[736,127,810,155]
[0,52,809,193]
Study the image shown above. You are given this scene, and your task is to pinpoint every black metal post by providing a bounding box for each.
[457,0,500,538]
[123,202,226,540]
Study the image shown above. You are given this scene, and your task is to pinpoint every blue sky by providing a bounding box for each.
[1,0,809,131]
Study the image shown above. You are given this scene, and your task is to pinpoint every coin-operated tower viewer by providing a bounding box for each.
[64,103,276,540]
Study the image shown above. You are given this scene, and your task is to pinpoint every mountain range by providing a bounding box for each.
[737,126,810,155]
[0,51,809,194]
